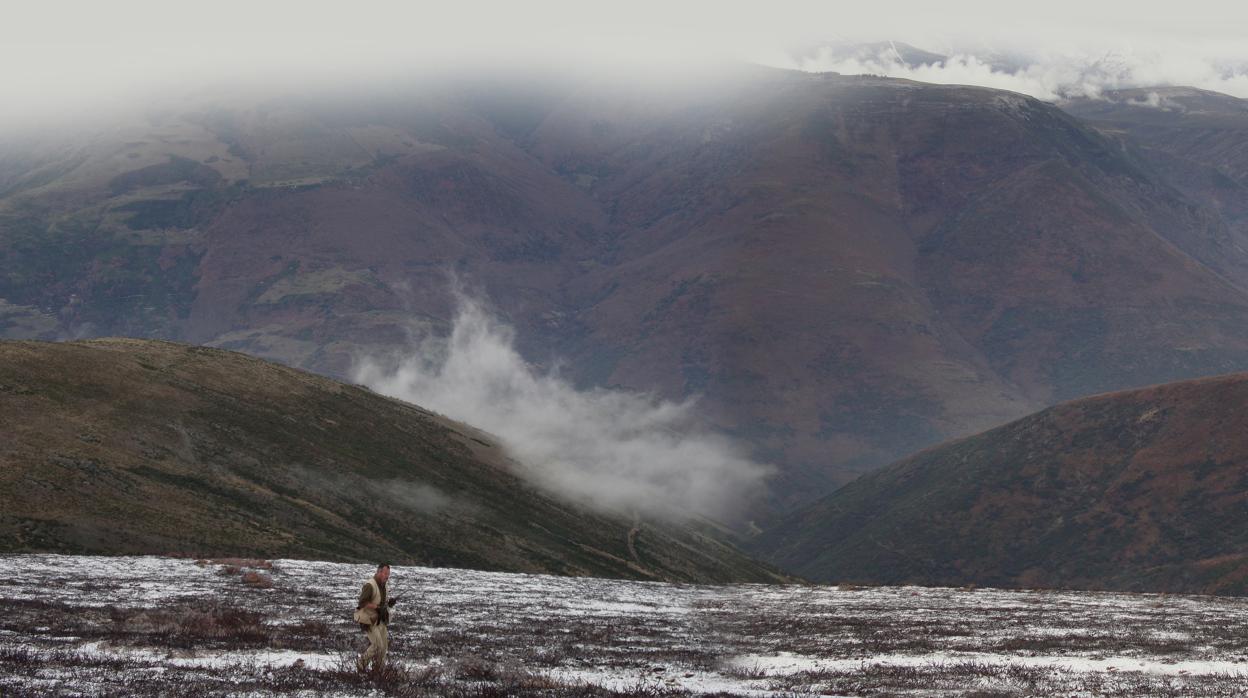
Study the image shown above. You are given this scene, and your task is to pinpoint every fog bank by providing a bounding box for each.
[7,1,1248,129]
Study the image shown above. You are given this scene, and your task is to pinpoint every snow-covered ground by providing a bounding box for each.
[4,555,1248,696]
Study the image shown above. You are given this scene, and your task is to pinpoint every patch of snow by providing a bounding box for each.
[6,554,1248,696]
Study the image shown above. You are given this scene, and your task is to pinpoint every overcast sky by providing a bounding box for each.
[4,0,1248,123]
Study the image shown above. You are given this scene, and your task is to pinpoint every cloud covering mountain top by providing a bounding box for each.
[5,0,1248,128]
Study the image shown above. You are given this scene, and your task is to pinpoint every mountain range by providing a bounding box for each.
[9,66,1248,514]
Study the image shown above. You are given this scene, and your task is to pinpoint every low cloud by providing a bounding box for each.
[286,465,456,515]
[353,296,770,522]
[1127,92,1181,110]
[367,479,456,515]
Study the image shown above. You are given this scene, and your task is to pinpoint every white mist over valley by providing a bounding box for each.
[354,296,771,522]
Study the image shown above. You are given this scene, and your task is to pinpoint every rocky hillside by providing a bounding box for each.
[8,68,1248,507]
[0,339,785,584]
[753,372,1248,594]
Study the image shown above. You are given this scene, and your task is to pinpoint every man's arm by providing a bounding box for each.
[357,582,377,610]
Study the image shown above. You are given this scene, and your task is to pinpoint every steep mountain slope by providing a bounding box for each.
[1061,87,1248,189]
[0,339,785,583]
[7,68,1248,507]
[754,372,1248,594]
[532,72,1248,498]
[1061,87,1248,289]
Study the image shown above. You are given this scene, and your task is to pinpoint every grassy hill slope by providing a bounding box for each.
[0,338,785,584]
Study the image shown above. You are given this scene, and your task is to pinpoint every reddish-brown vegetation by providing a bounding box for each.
[757,372,1248,594]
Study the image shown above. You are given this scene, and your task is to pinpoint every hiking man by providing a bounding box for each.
[355,562,397,672]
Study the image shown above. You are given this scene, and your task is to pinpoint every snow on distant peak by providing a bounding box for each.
[774,41,1248,102]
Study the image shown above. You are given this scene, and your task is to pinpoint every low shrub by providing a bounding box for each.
[241,571,273,589]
